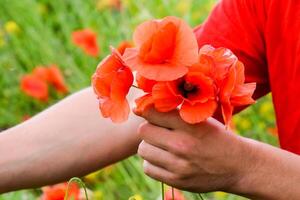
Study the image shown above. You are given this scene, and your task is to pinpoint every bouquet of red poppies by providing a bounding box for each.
[92,16,256,126]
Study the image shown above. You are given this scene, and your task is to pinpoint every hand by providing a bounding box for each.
[135,107,255,193]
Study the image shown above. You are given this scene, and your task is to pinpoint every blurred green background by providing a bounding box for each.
[0,0,278,199]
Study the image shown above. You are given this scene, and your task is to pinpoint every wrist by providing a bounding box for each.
[229,137,285,199]
[229,137,279,199]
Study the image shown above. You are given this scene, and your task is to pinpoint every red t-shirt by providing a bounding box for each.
[194,0,300,154]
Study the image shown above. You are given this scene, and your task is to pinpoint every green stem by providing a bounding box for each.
[198,193,205,200]
[161,182,165,200]
[172,187,175,200]
[64,177,89,200]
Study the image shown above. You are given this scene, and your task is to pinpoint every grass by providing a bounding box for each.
[0,0,277,199]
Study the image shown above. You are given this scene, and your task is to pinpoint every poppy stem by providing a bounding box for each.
[198,193,205,200]
[172,187,175,200]
[161,182,165,200]
[64,177,89,200]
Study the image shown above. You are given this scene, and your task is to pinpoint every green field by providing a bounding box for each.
[0,0,278,199]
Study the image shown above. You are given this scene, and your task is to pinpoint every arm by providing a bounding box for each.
[0,87,142,193]
[136,108,300,200]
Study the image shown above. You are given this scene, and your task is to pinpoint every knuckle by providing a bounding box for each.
[143,161,151,175]
[137,122,150,136]
[178,162,193,178]
[169,137,195,156]
[137,142,146,157]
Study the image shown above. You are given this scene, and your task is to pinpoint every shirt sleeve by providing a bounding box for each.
[194,0,270,100]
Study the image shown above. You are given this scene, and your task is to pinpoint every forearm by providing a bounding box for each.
[0,87,142,193]
[233,137,300,200]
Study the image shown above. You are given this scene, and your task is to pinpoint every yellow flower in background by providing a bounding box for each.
[4,21,20,34]
[175,0,191,15]
[236,116,252,130]
[96,0,121,11]
[214,191,227,199]
[93,190,103,200]
[37,3,48,15]
[259,101,274,116]
[128,194,143,200]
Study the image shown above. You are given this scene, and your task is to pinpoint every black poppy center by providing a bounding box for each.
[178,81,198,98]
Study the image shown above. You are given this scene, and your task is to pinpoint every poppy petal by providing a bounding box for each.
[221,100,234,126]
[47,65,68,93]
[117,41,133,55]
[179,100,217,124]
[139,61,188,81]
[234,61,245,85]
[170,16,198,67]
[231,83,256,106]
[135,94,154,113]
[32,66,49,82]
[92,72,115,98]
[220,65,236,102]
[133,20,158,47]
[20,74,48,101]
[152,82,182,112]
[110,66,133,102]
[99,98,130,123]
[136,74,157,93]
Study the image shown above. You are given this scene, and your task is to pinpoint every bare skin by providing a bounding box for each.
[1,87,300,200]
[0,87,142,193]
[136,108,300,200]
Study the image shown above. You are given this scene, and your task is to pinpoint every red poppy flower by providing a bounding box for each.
[199,45,237,81]
[117,41,133,55]
[92,48,133,123]
[152,63,217,124]
[200,45,256,126]
[96,0,121,11]
[219,61,256,125]
[123,16,198,81]
[32,66,50,82]
[20,74,48,101]
[165,188,186,200]
[47,65,68,94]
[72,29,99,57]
[32,65,68,94]
[41,183,79,200]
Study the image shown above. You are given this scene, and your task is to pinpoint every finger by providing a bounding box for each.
[138,140,181,172]
[143,160,178,185]
[138,122,180,151]
[134,107,188,130]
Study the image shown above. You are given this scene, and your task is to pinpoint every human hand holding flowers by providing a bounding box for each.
[135,107,251,194]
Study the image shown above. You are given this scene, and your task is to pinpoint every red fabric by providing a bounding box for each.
[194,0,300,154]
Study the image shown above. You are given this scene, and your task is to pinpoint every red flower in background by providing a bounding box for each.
[123,16,198,81]
[92,48,133,123]
[72,29,99,57]
[165,188,186,200]
[41,182,79,200]
[33,66,50,82]
[21,65,68,101]
[117,40,133,55]
[152,57,217,124]
[21,74,48,101]
[96,0,121,11]
[199,45,256,125]
[47,65,68,94]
